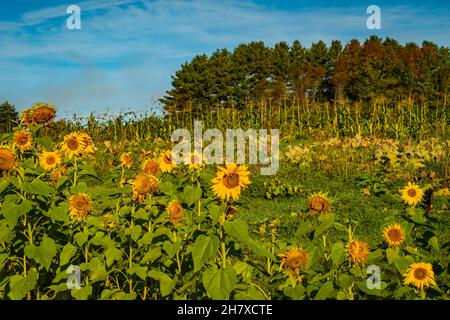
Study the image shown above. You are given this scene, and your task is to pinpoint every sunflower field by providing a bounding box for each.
[0,102,449,300]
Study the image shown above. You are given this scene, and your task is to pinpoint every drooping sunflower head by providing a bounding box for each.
[383,224,406,247]
[120,152,133,168]
[21,109,34,127]
[348,240,369,265]
[132,172,159,204]
[39,151,62,171]
[167,200,184,226]
[0,147,17,173]
[279,248,309,272]
[78,132,95,154]
[158,150,176,173]
[13,130,33,153]
[211,164,251,201]
[51,167,67,184]
[31,103,56,125]
[68,193,93,222]
[403,262,436,290]
[307,192,331,216]
[142,159,160,176]
[400,182,424,206]
[60,133,86,158]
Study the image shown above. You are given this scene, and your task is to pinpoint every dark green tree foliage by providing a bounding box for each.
[0,101,19,133]
[160,37,450,110]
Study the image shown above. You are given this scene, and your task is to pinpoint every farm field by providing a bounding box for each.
[0,102,449,300]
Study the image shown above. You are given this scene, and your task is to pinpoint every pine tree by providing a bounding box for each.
[0,101,19,133]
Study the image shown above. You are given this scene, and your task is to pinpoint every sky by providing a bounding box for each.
[1,0,449,118]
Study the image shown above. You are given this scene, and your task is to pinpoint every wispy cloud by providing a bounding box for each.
[0,0,449,115]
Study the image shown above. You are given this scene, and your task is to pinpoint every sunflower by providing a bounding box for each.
[132,172,159,204]
[158,150,176,173]
[31,103,56,125]
[0,147,17,173]
[383,224,406,247]
[279,248,309,272]
[348,240,369,265]
[13,130,33,153]
[120,152,133,168]
[403,262,436,290]
[102,213,116,229]
[21,109,34,127]
[60,133,86,158]
[142,159,160,176]
[307,192,331,216]
[184,150,204,170]
[78,132,95,154]
[211,164,251,201]
[68,194,93,222]
[400,182,424,206]
[39,151,61,171]
[51,167,67,184]
[167,200,184,226]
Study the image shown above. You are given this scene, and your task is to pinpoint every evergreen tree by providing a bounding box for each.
[0,101,19,133]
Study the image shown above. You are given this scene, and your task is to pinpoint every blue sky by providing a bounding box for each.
[1,0,449,118]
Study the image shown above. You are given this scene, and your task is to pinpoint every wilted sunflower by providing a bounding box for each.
[158,150,176,173]
[0,147,17,173]
[78,132,95,154]
[120,152,133,168]
[21,109,34,127]
[307,192,331,216]
[13,130,33,153]
[51,167,67,184]
[132,172,159,204]
[403,262,436,290]
[211,164,250,201]
[167,200,184,226]
[142,159,160,176]
[279,248,309,272]
[31,103,56,125]
[68,194,92,221]
[383,224,406,247]
[60,133,86,158]
[39,151,61,171]
[348,240,369,265]
[400,182,424,206]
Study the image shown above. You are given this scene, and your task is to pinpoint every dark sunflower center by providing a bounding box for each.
[0,157,5,165]
[223,173,239,188]
[46,155,56,165]
[18,136,28,145]
[407,188,417,197]
[74,198,88,210]
[388,229,402,241]
[67,138,79,151]
[414,268,427,280]
[164,154,172,164]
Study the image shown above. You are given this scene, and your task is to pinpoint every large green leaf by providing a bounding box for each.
[60,243,78,266]
[313,281,336,300]
[202,266,237,300]
[25,237,57,271]
[192,234,219,272]
[148,270,176,297]
[44,203,69,223]
[331,242,345,266]
[24,178,54,196]
[1,200,32,228]
[8,269,38,300]
[71,285,93,300]
[183,185,202,206]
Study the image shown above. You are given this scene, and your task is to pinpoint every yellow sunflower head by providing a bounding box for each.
[0,147,17,173]
[383,224,406,247]
[78,132,95,154]
[348,240,369,265]
[307,192,331,216]
[158,150,176,173]
[279,248,309,272]
[68,193,93,222]
[400,182,424,206]
[13,130,33,153]
[167,200,184,226]
[142,159,160,176]
[120,152,133,169]
[132,172,159,204]
[60,133,86,158]
[184,150,205,170]
[31,103,56,125]
[21,109,34,127]
[39,151,62,171]
[211,164,251,201]
[403,262,436,290]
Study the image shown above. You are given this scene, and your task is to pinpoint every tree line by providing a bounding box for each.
[160,36,450,111]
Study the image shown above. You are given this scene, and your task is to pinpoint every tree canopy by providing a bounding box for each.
[160,37,450,111]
